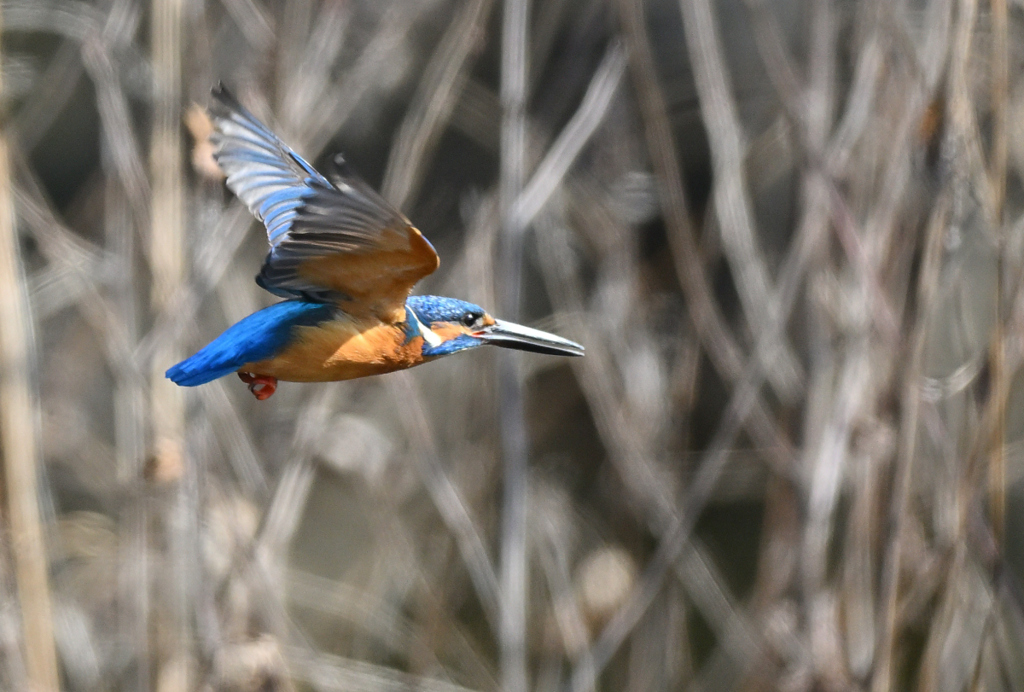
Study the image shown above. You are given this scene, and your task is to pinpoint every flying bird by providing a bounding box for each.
[166,85,583,400]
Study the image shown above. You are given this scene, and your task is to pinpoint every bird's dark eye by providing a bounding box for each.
[461,312,481,328]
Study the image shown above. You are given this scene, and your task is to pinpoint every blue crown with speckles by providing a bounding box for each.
[406,295,485,324]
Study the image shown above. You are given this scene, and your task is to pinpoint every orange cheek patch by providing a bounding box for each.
[431,322,474,341]
[471,315,495,336]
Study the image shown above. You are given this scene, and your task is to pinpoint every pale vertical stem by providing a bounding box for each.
[0,120,61,692]
[798,4,841,684]
[0,9,60,691]
[150,0,188,687]
[150,0,185,463]
[107,166,150,690]
[988,0,1008,549]
[499,0,530,690]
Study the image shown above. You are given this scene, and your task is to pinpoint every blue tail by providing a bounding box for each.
[166,300,335,386]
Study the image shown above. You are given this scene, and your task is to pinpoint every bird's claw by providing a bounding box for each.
[238,372,278,400]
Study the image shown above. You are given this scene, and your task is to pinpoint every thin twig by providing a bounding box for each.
[616,0,787,414]
[382,0,494,210]
[872,195,950,692]
[389,373,501,629]
[286,645,485,692]
[303,5,422,156]
[510,41,627,229]
[679,0,802,399]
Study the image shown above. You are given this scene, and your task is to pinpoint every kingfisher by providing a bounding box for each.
[166,85,583,400]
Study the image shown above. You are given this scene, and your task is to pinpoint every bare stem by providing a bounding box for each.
[498,0,530,690]
[0,7,60,686]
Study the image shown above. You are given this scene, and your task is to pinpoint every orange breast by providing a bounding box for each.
[243,316,424,382]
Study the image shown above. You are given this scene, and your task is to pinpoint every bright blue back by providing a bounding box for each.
[166,300,335,386]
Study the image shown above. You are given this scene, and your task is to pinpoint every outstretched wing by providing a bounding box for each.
[208,84,439,317]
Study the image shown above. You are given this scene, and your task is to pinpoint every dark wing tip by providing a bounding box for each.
[210,82,245,113]
[327,153,357,180]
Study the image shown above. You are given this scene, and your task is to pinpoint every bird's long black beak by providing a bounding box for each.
[475,319,584,357]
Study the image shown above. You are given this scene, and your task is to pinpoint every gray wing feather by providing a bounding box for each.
[209,84,409,301]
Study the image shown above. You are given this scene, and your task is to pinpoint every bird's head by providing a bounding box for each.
[405,296,584,359]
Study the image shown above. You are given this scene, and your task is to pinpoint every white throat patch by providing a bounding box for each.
[412,311,443,348]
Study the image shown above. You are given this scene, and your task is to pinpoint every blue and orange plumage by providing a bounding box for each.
[167,85,583,400]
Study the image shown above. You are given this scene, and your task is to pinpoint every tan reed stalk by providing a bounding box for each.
[150,0,186,473]
[0,5,60,689]
[150,0,188,687]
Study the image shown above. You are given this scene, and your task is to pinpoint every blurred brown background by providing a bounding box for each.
[2,0,1024,690]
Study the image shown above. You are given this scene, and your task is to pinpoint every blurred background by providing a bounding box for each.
[2,0,1024,690]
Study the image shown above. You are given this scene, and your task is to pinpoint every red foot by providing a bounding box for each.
[238,372,278,401]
